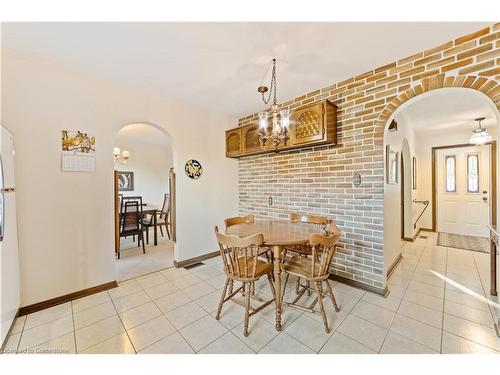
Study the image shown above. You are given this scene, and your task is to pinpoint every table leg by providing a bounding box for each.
[272,245,282,331]
[154,211,158,246]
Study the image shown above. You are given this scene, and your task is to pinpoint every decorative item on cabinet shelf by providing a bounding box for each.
[185,159,202,179]
[225,99,337,158]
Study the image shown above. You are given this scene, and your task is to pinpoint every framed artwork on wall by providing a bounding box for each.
[386,145,398,184]
[118,171,134,191]
[412,156,417,190]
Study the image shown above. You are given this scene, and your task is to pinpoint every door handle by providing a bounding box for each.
[483,197,488,201]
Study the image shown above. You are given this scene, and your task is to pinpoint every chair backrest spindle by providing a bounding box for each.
[215,226,264,281]
[308,232,340,279]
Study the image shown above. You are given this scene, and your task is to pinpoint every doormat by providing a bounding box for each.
[437,232,489,253]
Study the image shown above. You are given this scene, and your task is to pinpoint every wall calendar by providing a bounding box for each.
[61,130,96,172]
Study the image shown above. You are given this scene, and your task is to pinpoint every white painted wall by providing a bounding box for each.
[1,49,239,306]
[383,114,417,274]
[114,139,172,208]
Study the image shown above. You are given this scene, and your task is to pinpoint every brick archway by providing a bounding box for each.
[375,74,500,140]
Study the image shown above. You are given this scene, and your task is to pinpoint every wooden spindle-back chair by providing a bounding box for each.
[286,213,330,295]
[119,201,146,258]
[282,230,341,333]
[224,214,255,228]
[214,226,275,337]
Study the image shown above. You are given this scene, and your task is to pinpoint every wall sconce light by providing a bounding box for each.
[114,146,130,164]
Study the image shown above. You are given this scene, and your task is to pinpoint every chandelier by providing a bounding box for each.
[257,59,291,148]
[113,146,130,164]
[469,117,492,145]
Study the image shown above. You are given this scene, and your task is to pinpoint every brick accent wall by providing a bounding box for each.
[237,24,500,292]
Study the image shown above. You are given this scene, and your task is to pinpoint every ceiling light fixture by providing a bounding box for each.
[469,117,492,145]
[257,59,290,148]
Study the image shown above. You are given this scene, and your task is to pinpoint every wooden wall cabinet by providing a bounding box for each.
[225,127,242,157]
[225,100,337,158]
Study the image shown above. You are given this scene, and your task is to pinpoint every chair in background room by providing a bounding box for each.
[158,193,171,239]
[121,196,143,242]
[142,193,171,243]
[281,228,341,333]
[119,200,146,258]
[214,226,275,337]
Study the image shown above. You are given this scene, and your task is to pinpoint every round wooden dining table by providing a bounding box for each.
[226,219,323,331]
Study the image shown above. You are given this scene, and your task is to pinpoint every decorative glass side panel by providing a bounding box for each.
[467,153,480,193]
[445,155,456,192]
[296,110,320,140]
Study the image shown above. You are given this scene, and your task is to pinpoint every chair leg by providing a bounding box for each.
[315,281,330,333]
[325,279,340,312]
[282,272,290,304]
[228,279,234,294]
[145,227,149,244]
[159,225,164,237]
[141,233,146,254]
[216,278,230,320]
[306,280,311,296]
[166,222,171,240]
[267,273,276,300]
[243,282,251,337]
[295,278,300,294]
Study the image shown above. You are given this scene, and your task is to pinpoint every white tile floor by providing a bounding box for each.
[115,229,174,281]
[3,232,500,354]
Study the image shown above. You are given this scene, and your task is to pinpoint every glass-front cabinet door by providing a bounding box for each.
[242,124,262,154]
[290,103,325,145]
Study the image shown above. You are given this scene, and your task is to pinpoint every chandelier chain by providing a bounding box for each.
[261,59,277,106]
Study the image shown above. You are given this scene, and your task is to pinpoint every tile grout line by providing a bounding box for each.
[440,250,500,351]
[15,315,27,353]
[136,275,198,354]
[70,300,77,354]
[439,246,449,354]
[107,290,138,354]
[378,240,424,353]
[15,305,75,352]
[315,292,369,353]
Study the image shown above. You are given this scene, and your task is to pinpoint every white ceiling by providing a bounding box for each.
[115,123,172,145]
[2,22,490,117]
[396,89,498,135]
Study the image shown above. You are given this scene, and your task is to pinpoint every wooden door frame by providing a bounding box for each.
[169,167,177,242]
[431,141,497,232]
[114,170,120,255]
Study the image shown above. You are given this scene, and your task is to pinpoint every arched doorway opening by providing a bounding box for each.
[382,85,500,301]
[113,123,176,280]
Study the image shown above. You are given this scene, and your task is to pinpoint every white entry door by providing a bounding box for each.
[436,145,491,237]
